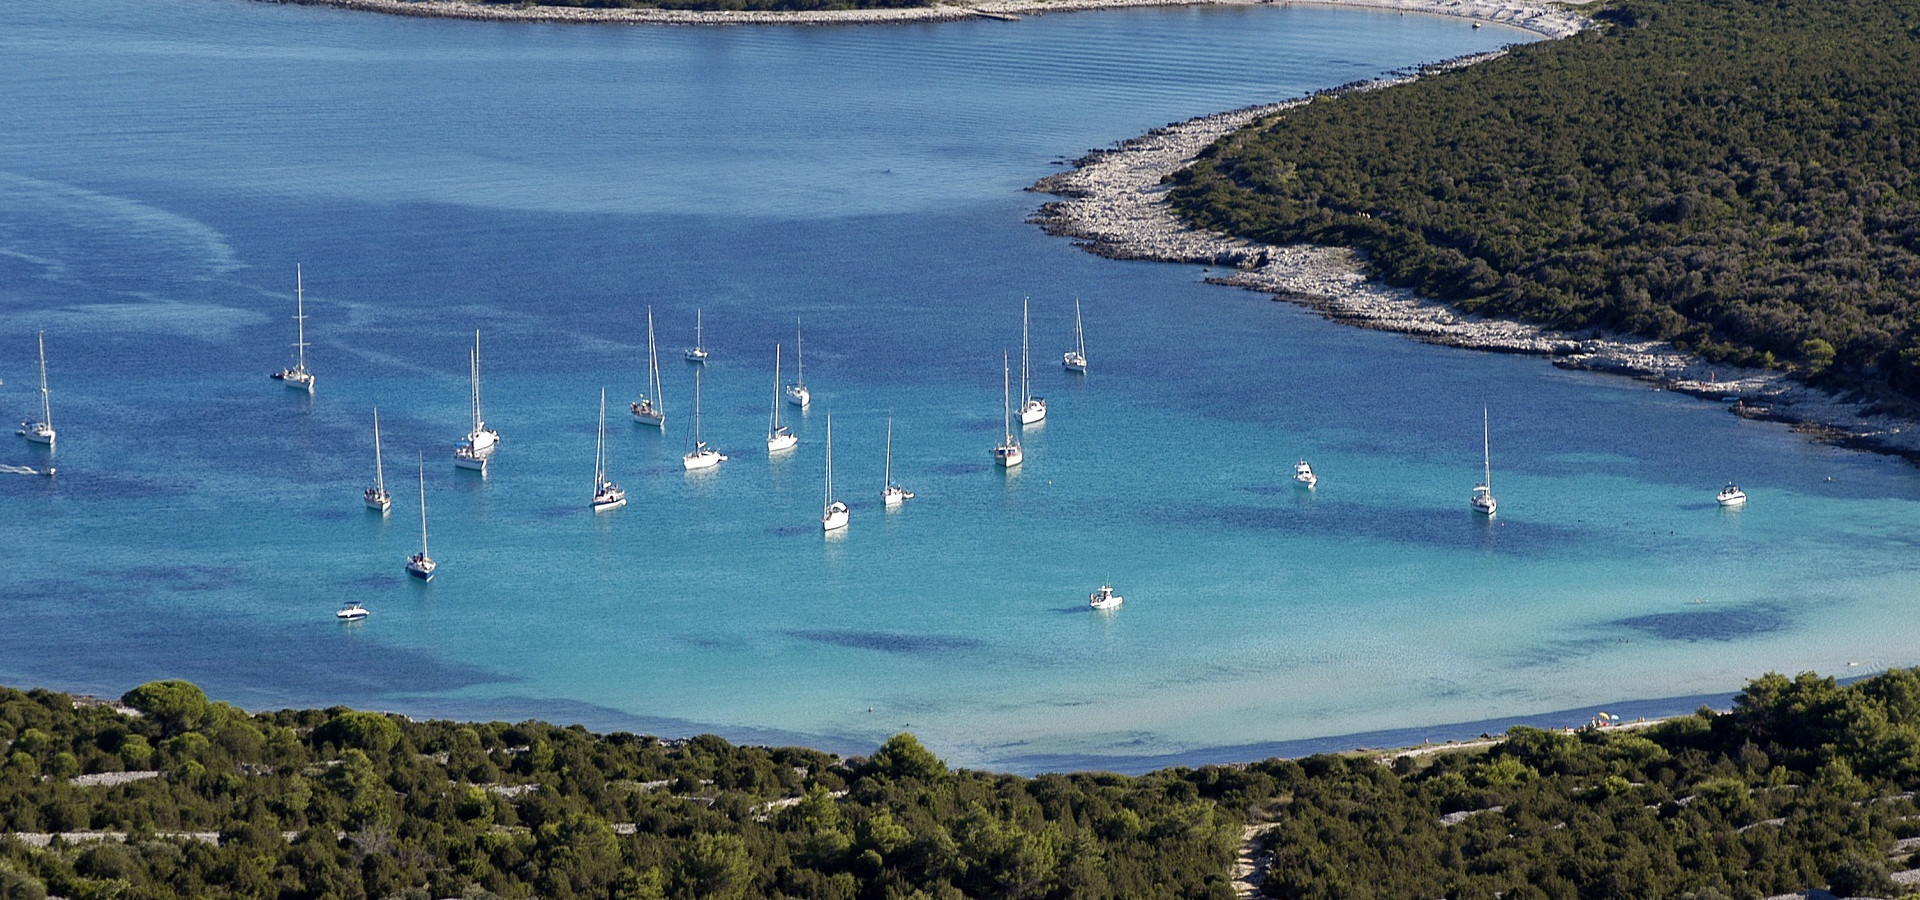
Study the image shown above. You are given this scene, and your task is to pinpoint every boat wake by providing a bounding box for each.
[0,464,54,476]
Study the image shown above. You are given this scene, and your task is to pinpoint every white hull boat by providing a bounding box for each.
[270,265,315,393]
[365,407,392,512]
[18,332,54,446]
[406,453,436,581]
[336,603,369,622]
[684,308,709,363]
[1717,483,1747,506]
[768,344,797,454]
[1293,460,1317,488]
[1089,584,1122,610]
[995,352,1022,468]
[786,320,810,408]
[1471,407,1497,517]
[683,367,727,471]
[883,417,912,507]
[822,415,848,532]
[1063,298,1087,373]
[591,388,626,513]
[632,307,665,426]
[1018,297,1045,425]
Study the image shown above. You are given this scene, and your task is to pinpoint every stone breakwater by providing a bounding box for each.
[1028,40,1920,461]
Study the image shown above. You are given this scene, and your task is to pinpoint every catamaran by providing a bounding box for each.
[822,414,849,532]
[786,320,810,409]
[1293,460,1317,488]
[365,408,391,512]
[768,345,797,454]
[17,332,54,446]
[883,417,913,507]
[269,265,315,393]
[454,331,498,472]
[1063,298,1087,373]
[994,352,1023,468]
[631,307,665,426]
[683,367,727,471]
[591,388,626,513]
[1471,407,1497,516]
[1019,297,1045,425]
[684,309,709,364]
[406,453,437,581]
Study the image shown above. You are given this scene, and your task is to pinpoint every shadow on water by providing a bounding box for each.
[1613,602,1791,642]
[1174,501,1594,556]
[785,629,987,655]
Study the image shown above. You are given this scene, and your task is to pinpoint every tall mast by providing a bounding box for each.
[796,320,804,386]
[596,388,608,486]
[373,408,386,494]
[1075,298,1085,358]
[1482,406,1492,490]
[884,417,893,490]
[824,414,834,512]
[694,367,704,446]
[770,345,782,435]
[695,310,703,352]
[1003,352,1014,444]
[470,330,484,432]
[1021,297,1031,404]
[418,452,429,557]
[293,265,308,373]
[36,331,51,428]
[647,307,662,411]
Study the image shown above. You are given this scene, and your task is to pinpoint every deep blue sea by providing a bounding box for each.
[4,0,1916,774]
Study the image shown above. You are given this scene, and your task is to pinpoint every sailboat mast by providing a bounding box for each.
[824,415,834,512]
[695,310,703,351]
[1075,298,1085,357]
[885,417,893,489]
[1483,406,1492,490]
[36,332,51,427]
[1020,297,1031,404]
[1003,352,1013,443]
[418,453,429,557]
[694,367,704,445]
[470,331,484,431]
[770,345,782,435]
[596,388,608,486]
[294,265,308,372]
[647,308,662,410]
[373,408,386,494]
[796,321,804,385]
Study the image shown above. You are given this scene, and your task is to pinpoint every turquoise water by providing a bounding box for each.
[5,0,1918,773]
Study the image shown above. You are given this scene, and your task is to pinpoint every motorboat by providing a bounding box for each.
[1089,584,1123,610]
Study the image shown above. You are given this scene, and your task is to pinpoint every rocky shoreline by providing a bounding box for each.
[258,0,1588,30]
[1028,37,1920,463]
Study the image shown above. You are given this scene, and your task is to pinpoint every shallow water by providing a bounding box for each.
[3,0,1914,773]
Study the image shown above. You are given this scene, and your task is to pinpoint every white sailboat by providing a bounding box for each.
[1063,298,1087,373]
[631,307,665,426]
[1088,584,1123,610]
[768,344,797,454]
[406,453,437,581]
[365,408,392,512]
[1471,407,1497,517]
[883,417,913,507]
[822,414,849,532]
[591,388,626,512]
[994,352,1023,468]
[17,332,54,446]
[684,308,709,364]
[1293,460,1317,488]
[682,367,727,471]
[454,331,498,472]
[785,320,810,408]
[1018,297,1045,425]
[270,265,315,393]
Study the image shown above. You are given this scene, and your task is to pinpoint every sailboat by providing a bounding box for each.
[994,352,1023,468]
[454,331,499,472]
[785,320,810,408]
[364,408,392,512]
[883,417,913,507]
[406,453,437,581]
[682,367,727,471]
[1471,406,1497,516]
[269,265,315,393]
[591,388,626,512]
[822,414,849,532]
[684,309,709,364]
[631,307,665,426]
[1063,298,1087,373]
[768,344,797,454]
[17,332,54,446]
[1018,297,1046,425]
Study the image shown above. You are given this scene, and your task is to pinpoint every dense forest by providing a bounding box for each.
[1170,0,1920,401]
[6,673,1920,897]
[473,0,930,13]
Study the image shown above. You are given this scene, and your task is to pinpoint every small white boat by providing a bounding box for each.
[768,344,797,454]
[1018,297,1046,425]
[1471,407,1497,517]
[591,388,626,513]
[786,320,811,409]
[335,602,369,622]
[406,453,437,581]
[822,414,849,532]
[454,331,499,472]
[631,307,665,426]
[883,417,913,507]
[365,408,392,512]
[18,332,54,446]
[684,308,709,364]
[269,265,315,394]
[995,352,1023,468]
[1717,482,1747,506]
[683,367,727,471]
[1293,459,1317,487]
[1063,297,1087,373]
[1089,584,1123,610]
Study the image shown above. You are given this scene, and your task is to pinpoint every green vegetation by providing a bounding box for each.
[478,0,931,13]
[1170,0,1920,401]
[6,671,1920,897]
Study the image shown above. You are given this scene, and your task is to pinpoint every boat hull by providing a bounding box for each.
[1471,499,1497,516]
[994,445,1022,468]
[365,490,391,512]
[18,423,54,445]
[768,431,797,454]
[1063,353,1085,372]
[884,487,913,507]
[1019,399,1046,425]
[683,449,725,471]
[453,452,488,472]
[272,370,314,393]
[1718,493,1746,506]
[631,404,664,427]
[822,502,849,532]
[592,496,627,513]
[406,559,435,581]
[786,385,810,408]
[684,349,708,364]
